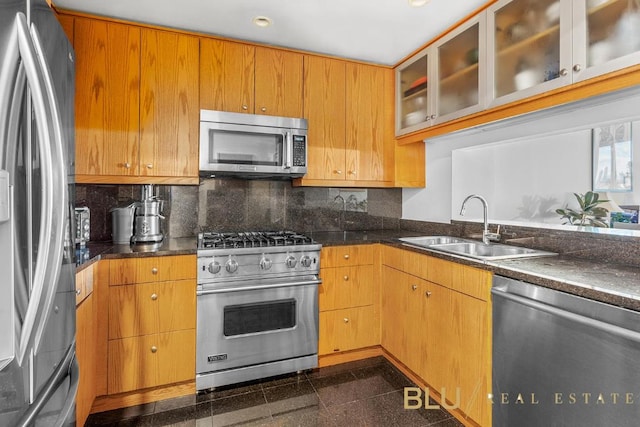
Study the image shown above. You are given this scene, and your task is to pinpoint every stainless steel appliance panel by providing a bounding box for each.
[196,281,318,373]
[492,276,640,427]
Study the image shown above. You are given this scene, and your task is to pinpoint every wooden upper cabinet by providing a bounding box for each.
[254,47,303,117]
[303,55,346,180]
[199,39,303,117]
[57,14,74,44]
[200,38,255,113]
[346,63,392,182]
[74,18,140,177]
[140,29,199,178]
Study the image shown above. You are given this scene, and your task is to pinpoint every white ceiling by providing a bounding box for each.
[53,0,487,66]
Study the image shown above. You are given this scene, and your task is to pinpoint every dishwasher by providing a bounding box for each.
[492,275,640,427]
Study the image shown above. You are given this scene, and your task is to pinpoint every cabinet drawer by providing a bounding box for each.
[108,329,195,394]
[320,245,374,268]
[319,305,378,355]
[109,279,196,339]
[319,265,374,311]
[109,255,196,285]
[381,245,428,279]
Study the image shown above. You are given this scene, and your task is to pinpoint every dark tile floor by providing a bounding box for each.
[86,357,464,427]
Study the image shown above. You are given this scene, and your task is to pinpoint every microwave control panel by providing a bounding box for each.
[292,135,306,167]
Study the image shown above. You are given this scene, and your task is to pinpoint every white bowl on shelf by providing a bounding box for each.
[587,0,609,9]
[514,69,539,91]
[545,2,560,25]
[589,40,614,66]
[404,110,427,127]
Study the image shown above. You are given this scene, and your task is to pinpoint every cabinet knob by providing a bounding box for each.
[430,114,436,120]
[425,291,432,298]
[151,346,157,353]
[334,170,343,175]
[348,170,356,175]
[76,288,82,295]
[412,284,418,291]
[260,107,266,112]
[124,162,131,169]
[560,68,569,76]
[343,318,349,323]
[151,267,158,274]
[146,163,153,169]
[573,64,582,72]
[343,275,349,281]
[343,254,350,260]
[151,293,158,301]
[242,105,248,110]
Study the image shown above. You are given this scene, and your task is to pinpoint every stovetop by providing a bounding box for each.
[197,230,316,250]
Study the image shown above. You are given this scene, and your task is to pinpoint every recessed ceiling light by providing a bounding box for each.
[253,16,272,28]
[409,0,429,6]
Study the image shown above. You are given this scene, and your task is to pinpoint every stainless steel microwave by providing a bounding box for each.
[199,110,308,178]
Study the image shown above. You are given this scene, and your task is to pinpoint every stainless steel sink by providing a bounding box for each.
[399,236,557,261]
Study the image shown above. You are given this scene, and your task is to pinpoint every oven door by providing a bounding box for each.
[196,276,319,374]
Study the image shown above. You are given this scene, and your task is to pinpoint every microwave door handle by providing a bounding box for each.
[284,131,292,169]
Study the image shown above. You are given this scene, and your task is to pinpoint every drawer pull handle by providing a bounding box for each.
[146,163,153,169]
[151,346,157,353]
[76,289,82,295]
[124,162,131,169]
[343,275,349,281]
[412,284,418,291]
[343,254,350,260]
[151,267,158,274]
[425,291,432,298]
[343,318,349,323]
[151,293,158,301]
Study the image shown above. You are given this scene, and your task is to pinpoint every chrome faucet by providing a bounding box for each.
[459,194,500,244]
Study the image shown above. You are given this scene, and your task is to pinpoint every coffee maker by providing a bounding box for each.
[131,184,164,244]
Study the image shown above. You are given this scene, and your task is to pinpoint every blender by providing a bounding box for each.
[131,184,165,244]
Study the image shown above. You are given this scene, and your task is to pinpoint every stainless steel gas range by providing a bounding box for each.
[196,231,321,391]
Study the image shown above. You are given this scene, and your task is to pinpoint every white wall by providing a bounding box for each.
[402,86,640,224]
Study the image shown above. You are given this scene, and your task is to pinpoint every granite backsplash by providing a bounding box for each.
[76,179,402,242]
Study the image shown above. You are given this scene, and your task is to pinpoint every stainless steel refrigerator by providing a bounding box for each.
[0,0,77,425]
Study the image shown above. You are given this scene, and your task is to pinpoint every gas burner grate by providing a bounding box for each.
[198,231,315,249]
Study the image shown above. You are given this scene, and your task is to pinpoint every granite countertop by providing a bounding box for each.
[75,230,640,312]
[76,237,196,272]
[313,230,640,312]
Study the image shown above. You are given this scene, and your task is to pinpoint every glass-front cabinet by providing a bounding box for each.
[487,0,572,106]
[434,13,485,124]
[573,0,640,82]
[396,49,433,136]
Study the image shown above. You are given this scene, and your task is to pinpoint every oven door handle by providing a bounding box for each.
[197,278,321,295]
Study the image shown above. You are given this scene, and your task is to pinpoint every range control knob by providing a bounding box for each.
[260,257,273,270]
[285,255,297,268]
[300,255,312,268]
[225,259,239,273]
[207,261,221,274]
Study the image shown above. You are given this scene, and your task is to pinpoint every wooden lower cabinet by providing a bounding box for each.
[76,292,95,427]
[381,249,492,427]
[108,329,196,394]
[319,306,377,354]
[319,265,373,311]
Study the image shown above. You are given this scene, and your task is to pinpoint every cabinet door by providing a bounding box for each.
[140,29,199,178]
[396,48,433,136]
[318,306,376,355]
[57,14,74,44]
[303,56,346,180]
[573,0,640,82]
[254,47,303,117]
[421,281,450,396]
[76,293,95,427]
[381,267,406,360]
[200,39,255,113]
[346,63,392,182]
[434,13,486,124]
[487,0,572,107]
[319,265,374,311]
[75,18,140,177]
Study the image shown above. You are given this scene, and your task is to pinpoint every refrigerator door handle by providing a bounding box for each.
[54,353,79,427]
[29,23,68,354]
[13,12,57,365]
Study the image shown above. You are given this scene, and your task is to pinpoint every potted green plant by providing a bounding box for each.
[556,191,610,227]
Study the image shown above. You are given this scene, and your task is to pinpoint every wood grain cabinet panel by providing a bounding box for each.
[319,265,374,311]
[74,18,140,177]
[320,244,374,268]
[140,29,199,178]
[200,38,255,113]
[109,255,196,285]
[76,292,95,426]
[345,63,392,182]
[108,329,195,394]
[303,55,346,181]
[108,280,196,339]
[319,306,377,355]
[254,47,303,117]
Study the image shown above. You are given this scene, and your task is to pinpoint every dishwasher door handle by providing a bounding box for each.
[492,287,640,344]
